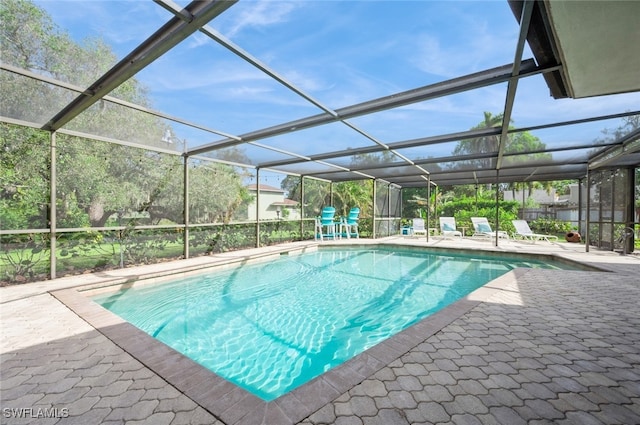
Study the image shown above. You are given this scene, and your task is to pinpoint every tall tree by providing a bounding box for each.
[1,0,250,229]
[452,112,504,168]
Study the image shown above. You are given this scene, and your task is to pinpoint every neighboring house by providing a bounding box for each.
[504,188,559,205]
[246,184,300,220]
[506,185,584,224]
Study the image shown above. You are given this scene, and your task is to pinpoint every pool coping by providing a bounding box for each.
[51,255,533,424]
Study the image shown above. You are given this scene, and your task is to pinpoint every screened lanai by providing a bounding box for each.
[1,0,639,283]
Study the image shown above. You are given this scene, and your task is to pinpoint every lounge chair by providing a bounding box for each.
[344,207,360,238]
[412,218,427,237]
[512,220,558,243]
[471,217,509,239]
[315,206,339,241]
[439,217,462,239]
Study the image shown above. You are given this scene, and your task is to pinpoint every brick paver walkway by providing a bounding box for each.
[301,267,640,425]
[2,239,639,424]
[1,294,222,425]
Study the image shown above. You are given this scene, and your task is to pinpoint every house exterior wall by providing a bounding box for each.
[246,190,300,220]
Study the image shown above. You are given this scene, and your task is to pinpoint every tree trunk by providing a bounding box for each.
[88,198,109,227]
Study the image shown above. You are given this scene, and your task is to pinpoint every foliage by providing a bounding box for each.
[189,161,251,224]
[530,218,573,235]
[1,1,253,230]
[0,234,50,283]
[282,176,331,218]
[0,124,50,229]
[440,199,520,234]
[332,180,372,218]
[0,1,275,283]
[402,187,429,219]
[452,112,551,183]
[189,224,256,255]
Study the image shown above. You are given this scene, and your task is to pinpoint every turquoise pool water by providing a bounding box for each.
[93,247,574,401]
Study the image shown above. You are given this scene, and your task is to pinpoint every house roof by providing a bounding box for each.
[271,199,299,207]
[245,184,285,193]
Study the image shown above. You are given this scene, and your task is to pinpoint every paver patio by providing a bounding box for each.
[2,237,639,424]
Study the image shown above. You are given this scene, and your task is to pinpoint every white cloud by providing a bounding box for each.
[225,1,299,38]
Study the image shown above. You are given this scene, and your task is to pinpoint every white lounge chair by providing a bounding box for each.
[439,217,462,239]
[512,220,558,243]
[412,218,427,237]
[471,217,509,239]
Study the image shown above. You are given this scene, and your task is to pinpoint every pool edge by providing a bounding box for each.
[50,265,530,425]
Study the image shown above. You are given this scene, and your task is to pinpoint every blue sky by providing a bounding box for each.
[35,0,640,184]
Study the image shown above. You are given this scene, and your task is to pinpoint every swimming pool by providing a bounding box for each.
[92,247,577,401]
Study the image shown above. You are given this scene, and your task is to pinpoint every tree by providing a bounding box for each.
[281,176,331,218]
[189,161,250,224]
[332,180,372,217]
[1,0,251,230]
[452,112,504,168]
[0,124,50,229]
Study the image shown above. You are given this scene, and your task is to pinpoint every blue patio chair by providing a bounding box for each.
[315,206,338,241]
[341,207,360,239]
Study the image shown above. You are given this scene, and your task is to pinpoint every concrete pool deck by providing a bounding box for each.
[2,237,639,424]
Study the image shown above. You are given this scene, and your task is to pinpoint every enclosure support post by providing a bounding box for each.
[330,182,334,207]
[372,180,377,239]
[400,188,403,234]
[578,177,583,243]
[256,169,261,248]
[387,184,391,237]
[50,132,57,279]
[585,169,591,252]
[434,183,438,239]
[624,168,635,253]
[610,170,616,251]
[183,156,189,259]
[495,170,500,247]
[300,175,304,240]
[426,177,431,242]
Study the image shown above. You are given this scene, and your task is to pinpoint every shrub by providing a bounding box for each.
[530,218,572,234]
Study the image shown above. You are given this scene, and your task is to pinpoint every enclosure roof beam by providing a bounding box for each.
[257,127,502,169]
[187,60,546,156]
[153,0,434,176]
[496,0,534,169]
[515,110,640,133]
[43,0,236,132]
[0,62,240,141]
[588,127,640,170]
